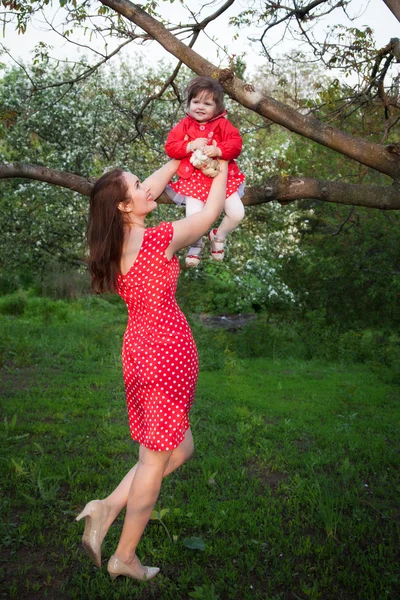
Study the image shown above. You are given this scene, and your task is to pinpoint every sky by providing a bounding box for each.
[0,0,399,74]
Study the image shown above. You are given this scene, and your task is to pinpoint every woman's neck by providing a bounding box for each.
[124,215,146,229]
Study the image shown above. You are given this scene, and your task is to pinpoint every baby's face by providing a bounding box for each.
[189,91,217,123]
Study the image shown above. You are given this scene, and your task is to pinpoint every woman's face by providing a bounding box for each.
[189,91,217,123]
[122,172,156,216]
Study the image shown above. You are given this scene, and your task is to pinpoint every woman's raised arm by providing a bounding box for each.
[166,161,229,259]
[142,160,180,200]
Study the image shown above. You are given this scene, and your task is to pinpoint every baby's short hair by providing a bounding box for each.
[186,76,225,115]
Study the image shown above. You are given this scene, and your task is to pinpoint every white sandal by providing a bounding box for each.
[208,229,225,261]
[185,240,204,268]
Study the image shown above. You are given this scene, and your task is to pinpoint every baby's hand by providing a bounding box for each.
[191,137,209,150]
[203,142,221,158]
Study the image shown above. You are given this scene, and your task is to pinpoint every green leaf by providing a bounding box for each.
[150,507,170,520]
[183,537,206,551]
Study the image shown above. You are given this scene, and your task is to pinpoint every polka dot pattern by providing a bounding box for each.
[170,168,246,203]
[117,222,198,451]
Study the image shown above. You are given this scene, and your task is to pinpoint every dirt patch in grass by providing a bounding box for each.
[1,365,63,395]
[197,313,257,330]
[295,435,316,452]
[262,416,280,426]
[245,459,288,490]
[2,365,39,392]
[305,370,325,379]
[263,471,288,489]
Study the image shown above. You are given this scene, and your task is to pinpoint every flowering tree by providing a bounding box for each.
[0,0,399,209]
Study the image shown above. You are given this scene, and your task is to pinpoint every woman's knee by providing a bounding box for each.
[172,442,193,472]
[139,446,173,472]
[184,439,195,461]
[176,431,194,464]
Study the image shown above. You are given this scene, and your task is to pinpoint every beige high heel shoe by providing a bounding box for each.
[76,499,105,568]
[107,555,160,581]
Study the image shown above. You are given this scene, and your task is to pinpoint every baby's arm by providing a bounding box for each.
[165,122,190,158]
[204,120,243,160]
[187,137,209,152]
[165,121,208,158]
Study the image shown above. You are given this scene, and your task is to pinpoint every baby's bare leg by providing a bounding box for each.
[216,192,245,240]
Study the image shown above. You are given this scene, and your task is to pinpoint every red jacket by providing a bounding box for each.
[165,111,243,180]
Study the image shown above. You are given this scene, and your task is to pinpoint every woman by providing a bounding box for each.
[76,158,228,582]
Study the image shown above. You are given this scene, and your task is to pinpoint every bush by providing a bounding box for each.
[40,268,91,299]
[24,297,70,323]
[189,319,229,371]
[0,290,28,316]
[2,289,399,384]
[0,292,71,323]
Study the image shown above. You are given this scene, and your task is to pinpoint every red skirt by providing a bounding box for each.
[168,168,245,205]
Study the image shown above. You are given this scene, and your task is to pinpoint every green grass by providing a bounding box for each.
[0,296,399,600]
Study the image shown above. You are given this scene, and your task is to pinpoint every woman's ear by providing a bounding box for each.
[118,200,132,213]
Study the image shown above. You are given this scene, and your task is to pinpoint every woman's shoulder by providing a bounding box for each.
[145,222,174,246]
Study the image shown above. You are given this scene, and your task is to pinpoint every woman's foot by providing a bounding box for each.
[76,499,107,568]
[185,239,204,268]
[107,554,160,581]
[208,229,225,261]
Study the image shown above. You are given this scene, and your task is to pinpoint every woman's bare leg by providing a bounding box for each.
[100,429,194,538]
[111,445,172,570]
[111,432,195,571]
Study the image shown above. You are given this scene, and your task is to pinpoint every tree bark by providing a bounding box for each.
[382,0,400,22]
[2,163,399,209]
[0,163,95,195]
[100,0,400,181]
[242,176,400,210]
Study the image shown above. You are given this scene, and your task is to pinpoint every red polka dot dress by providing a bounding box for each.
[117,222,198,452]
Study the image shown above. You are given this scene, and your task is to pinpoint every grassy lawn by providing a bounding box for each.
[0,296,399,600]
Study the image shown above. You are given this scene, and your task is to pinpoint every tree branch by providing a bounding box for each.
[382,0,400,22]
[32,37,135,91]
[1,163,399,210]
[193,0,235,30]
[0,163,95,195]
[133,28,201,135]
[243,176,400,210]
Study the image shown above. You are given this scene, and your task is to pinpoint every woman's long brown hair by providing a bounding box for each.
[87,169,129,294]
